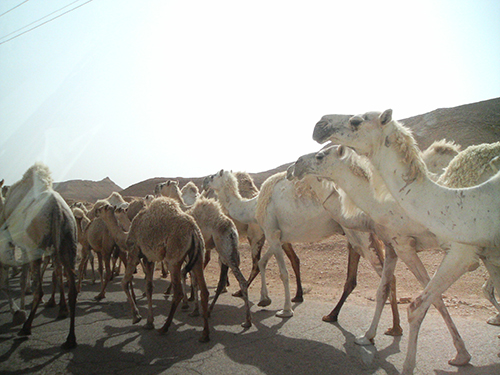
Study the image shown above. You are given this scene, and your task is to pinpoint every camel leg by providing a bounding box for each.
[158,264,184,336]
[394,242,470,367]
[56,263,70,319]
[282,242,303,303]
[62,261,78,349]
[482,278,500,325]
[0,263,26,326]
[229,264,252,328]
[481,263,500,326]
[257,233,278,308]
[19,258,43,337]
[355,243,398,345]
[190,260,210,342]
[95,252,112,301]
[208,263,229,317]
[121,253,142,324]
[143,260,155,330]
[402,244,476,375]
[45,264,58,308]
[323,243,361,322]
[77,244,91,292]
[239,231,265,293]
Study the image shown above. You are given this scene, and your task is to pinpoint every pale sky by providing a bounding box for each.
[1,0,499,189]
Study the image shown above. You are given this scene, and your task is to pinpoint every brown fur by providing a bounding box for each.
[121,197,210,341]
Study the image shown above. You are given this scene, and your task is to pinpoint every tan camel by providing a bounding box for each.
[156,180,252,328]
[313,110,499,374]
[0,163,78,349]
[76,210,127,300]
[120,197,210,342]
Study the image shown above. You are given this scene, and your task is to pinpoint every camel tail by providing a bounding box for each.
[182,230,204,277]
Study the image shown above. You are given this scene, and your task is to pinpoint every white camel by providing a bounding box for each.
[202,172,305,303]
[206,169,403,336]
[0,163,78,349]
[314,109,500,247]
[293,144,473,370]
[313,109,500,374]
[181,181,200,206]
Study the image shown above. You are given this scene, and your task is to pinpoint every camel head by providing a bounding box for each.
[204,170,230,192]
[313,110,394,157]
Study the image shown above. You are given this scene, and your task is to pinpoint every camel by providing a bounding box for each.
[437,141,500,325]
[420,139,460,178]
[204,171,305,304]
[0,163,78,349]
[313,109,500,247]
[293,145,473,369]
[206,170,403,336]
[313,110,500,373]
[119,197,210,342]
[156,180,252,327]
[181,181,200,205]
[0,179,29,326]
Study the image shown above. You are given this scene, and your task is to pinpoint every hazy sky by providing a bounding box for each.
[1,0,499,189]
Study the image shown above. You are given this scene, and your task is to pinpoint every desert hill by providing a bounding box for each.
[55,97,500,203]
[54,177,122,204]
[119,163,293,199]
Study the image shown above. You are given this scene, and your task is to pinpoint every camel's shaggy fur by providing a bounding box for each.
[121,197,210,342]
[205,170,305,303]
[181,181,200,206]
[157,179,252,327]
[438,141,500,188]
[421,139,461,177]
[0,163,78,349]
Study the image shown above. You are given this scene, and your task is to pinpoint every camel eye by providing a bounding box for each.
[316,153,325,161]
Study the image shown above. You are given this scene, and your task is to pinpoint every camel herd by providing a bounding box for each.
[1,109,500,374]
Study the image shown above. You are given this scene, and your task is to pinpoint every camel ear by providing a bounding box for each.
[380,109,393,125]
[218,169,224,177]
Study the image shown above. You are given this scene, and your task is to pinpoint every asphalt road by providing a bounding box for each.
[1,271,500,375]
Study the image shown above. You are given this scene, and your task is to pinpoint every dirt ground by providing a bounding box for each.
[199,235,497,323]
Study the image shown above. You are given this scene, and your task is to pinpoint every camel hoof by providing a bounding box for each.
[354,336,374,346]
[18,327,31,337]
[181,303,190,311]
[448,352,471,367]
[12,310,27,326]
[258,298,272,307]
[232,290,243,298]
[44,298,56,308]
[198,334,210,343]
[241,321,252,329]
[276,309,293,318]
[487,315,500,326]
[189,309,200,317]
[291,295,304,303]
[144,321,155,330]
[132,315,142,325]
[94,294,105,301]
[384,326,403,337]
[57,310,69,320]
[157,328,167,336]
[61,339,77,350]
[322,314,338,323]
